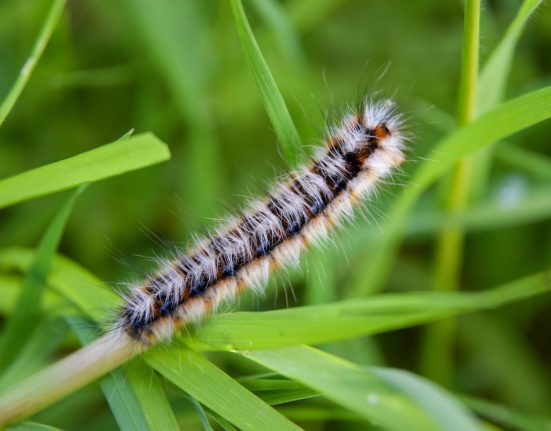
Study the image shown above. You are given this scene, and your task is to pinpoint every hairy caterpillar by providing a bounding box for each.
[117,99,406,345]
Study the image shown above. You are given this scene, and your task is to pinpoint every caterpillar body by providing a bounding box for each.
[117,99,406,345]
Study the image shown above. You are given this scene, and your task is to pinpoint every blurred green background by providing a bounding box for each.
[1,0,550,429]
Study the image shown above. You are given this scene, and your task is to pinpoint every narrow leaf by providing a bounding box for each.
[0,0,67,128]
[146,348,300,431]
[351,85,551,296]
[230,0,302,166]
[477,0,543,114]
[0,133,170,209]
[187,271,550,350]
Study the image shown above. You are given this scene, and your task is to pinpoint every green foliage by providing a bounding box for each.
[0,0,550,429]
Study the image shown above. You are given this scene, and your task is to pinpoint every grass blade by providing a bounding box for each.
[0,133,170,209]
[351,85,551,296]
[187,271,550,350]
[471,0,543,201]
[0,0,67,128]
[2,245,547,353]
[126,362,180,431]
[146,348,300,431]
[230,0,302,166]
[477,0,543,114]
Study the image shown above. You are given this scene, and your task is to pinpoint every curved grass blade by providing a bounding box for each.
[0,133,169,209]
[2,247,547,353]
[187,271,550,351]
[146,348,300,431]
[471,0,543,197]
[230,0,302,166]
[0,133,168,209]
[477,0,543,114]
[126,362,180,431]
[0,248,296,429]
[0,0,67,128]
[350,85,551,296]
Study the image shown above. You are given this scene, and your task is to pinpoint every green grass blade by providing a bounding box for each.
[146,348,300,431]
[126,362,180,431]
[471,0,543,199]
[0,0,67,128]
[242,346,440,430]
[351,85,551,296]
[2,245,548,354]
[0,187,83,371]
[0,133,170,209]
[0,255,175,430]
[371,367,481,431]
[477,0,543,114]
[230,0,302,166]
[2,246,547,354]
[186,271,550,351]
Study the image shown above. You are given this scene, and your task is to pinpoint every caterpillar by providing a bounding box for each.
[117,99,406,345]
